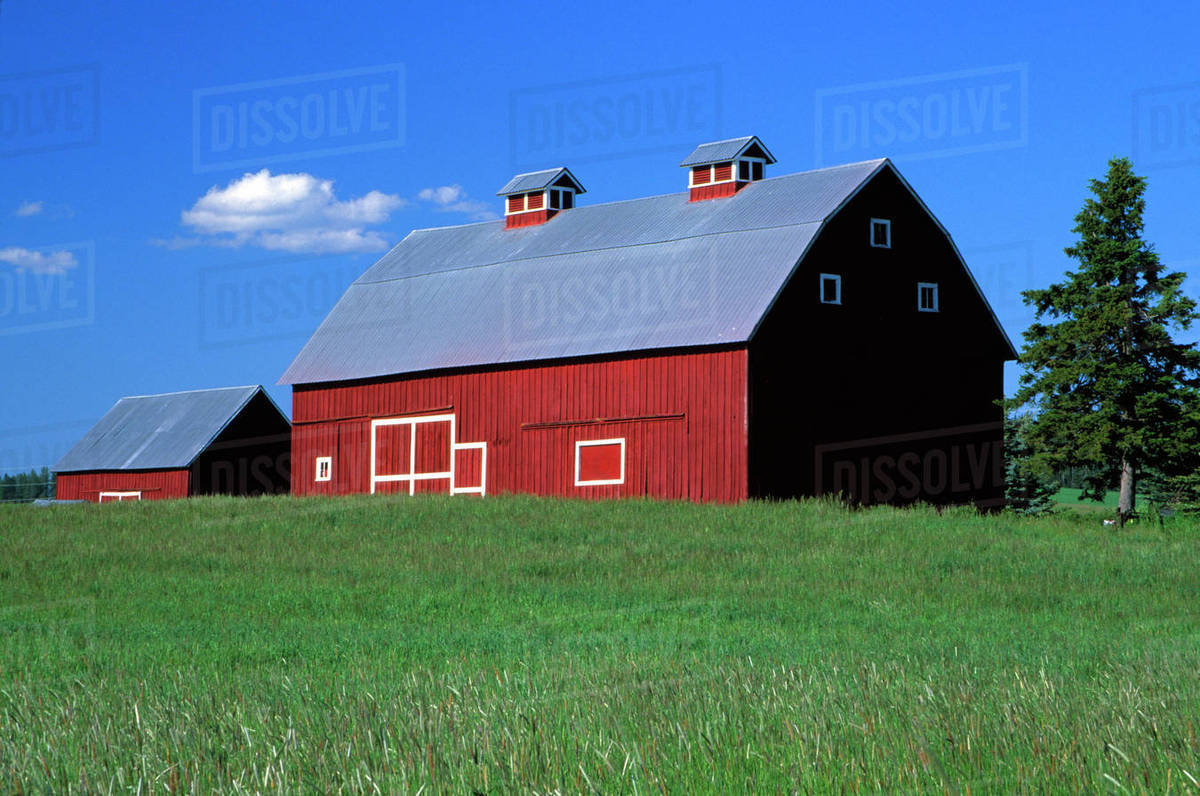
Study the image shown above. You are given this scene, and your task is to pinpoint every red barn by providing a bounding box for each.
[54,386,290,502]
[282,137,1016,506]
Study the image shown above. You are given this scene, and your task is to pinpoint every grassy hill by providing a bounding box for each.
[1,495,1198,792]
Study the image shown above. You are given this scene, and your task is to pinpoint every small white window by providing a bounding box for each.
[819,273,841,305]
[918,282,939,312]
[575,438,626,486]
[315,456,332,482]
[870,218,891,248]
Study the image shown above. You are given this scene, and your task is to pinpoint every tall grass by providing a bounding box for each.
[1,495,1198,792]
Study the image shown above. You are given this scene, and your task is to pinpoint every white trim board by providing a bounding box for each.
[98,491,141,502]
[370,413,487,496]
[574,437,626,486]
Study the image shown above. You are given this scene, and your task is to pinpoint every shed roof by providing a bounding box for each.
[497,167,586,196]
[282,159,901,385]
[53,386,284,473]
[679,136,777,167]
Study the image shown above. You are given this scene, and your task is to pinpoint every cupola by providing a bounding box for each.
[497,167,586,229]
[680,136,776,202]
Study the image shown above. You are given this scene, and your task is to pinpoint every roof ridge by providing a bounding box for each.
[414,159,888,234]
[353,219,824,287]
[118,385,260,401]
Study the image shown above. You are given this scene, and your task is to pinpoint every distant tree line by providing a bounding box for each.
[0,467,55,503]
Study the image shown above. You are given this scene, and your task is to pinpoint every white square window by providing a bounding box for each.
[819,273,841,305]
[315,456,332,482]
[574,438,625,486]
[870,218,891,248]
[918,282,939,312]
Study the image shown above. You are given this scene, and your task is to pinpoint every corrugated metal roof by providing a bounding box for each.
[497,167,585,195]
[53,386,277,472]
[281,159,886,385]
[679,136,776,167]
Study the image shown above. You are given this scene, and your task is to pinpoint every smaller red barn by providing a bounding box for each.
[53,385,290,503]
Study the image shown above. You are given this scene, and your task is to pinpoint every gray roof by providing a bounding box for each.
[281,159,893,385]
[679,136,777,167]
[53,386,281,472]
[497,167,585,195]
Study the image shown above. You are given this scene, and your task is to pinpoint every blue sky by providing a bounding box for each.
[2,0,1199,473]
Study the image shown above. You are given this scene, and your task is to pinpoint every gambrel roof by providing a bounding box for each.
[281,159,1011,385]
[53,386,285,472]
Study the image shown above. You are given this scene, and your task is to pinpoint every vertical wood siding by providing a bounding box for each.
[689,182,742,202]
[56,469,191,502]
[292,348,747,502]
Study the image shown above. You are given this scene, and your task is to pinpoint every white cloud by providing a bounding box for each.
[179,170,405,254]
[15,201,43,217]
[416,184,498,221]
[0,246,77,274]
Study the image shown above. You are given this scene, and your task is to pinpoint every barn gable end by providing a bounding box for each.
[54,386,291,502]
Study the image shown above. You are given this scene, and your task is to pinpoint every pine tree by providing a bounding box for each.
[1012,157,1200,525]
[1004,413,1059,515]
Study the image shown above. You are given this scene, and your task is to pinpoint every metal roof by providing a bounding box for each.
[679,136,777,167]
[53,386,283,472]
[281,159,889,385]
[497,167,585,195]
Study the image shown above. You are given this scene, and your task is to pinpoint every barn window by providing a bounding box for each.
[575,438,625,486]
[315,456,332,482]
[527,191,544,210]
[548,189,575,210]
[738,160,750,181]
[871,218,891,248]
[713,162,733,182]
[918,282,939,312]
[691,166,712,186]
[819,273,841,305]
[507,194,525,214]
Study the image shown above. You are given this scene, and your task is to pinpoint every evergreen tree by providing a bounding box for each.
[1144,466,1200,516]
[1004,412,1059,515]
[1012,157,1200,525]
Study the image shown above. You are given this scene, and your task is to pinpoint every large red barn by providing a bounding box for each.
[54,386,290,502]
[282,137,1016,506]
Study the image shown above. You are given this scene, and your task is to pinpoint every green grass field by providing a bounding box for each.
[2,496,1199,793]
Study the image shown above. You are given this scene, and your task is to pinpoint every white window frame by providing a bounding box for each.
[369,413,488,497]
[736,157,766,182]
[548,188,575,211]
[574,438,626,487]
[918,282,939,312]
[819,273,842,305]
[315,456,332,482]
[506,190,551,216]
[870,218,891,248]
[99,491,141,503]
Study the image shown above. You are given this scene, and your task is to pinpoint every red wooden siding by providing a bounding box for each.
[692,165,711,185]
[713,162,733,182]
[505,209,553,229]
[57,469,190,502]
[292,348,748,502]
[507,194,523,213]
[689,182,742,202]
[526,191,544,210]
